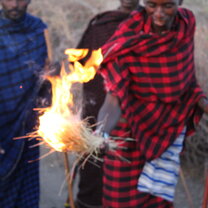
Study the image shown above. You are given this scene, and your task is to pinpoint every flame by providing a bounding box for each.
[37,48,103,152]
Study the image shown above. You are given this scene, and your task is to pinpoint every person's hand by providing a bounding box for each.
[93,130,111,154]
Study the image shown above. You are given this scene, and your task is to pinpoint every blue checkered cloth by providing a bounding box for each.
[0,139,40,208]
[0,12,47,207]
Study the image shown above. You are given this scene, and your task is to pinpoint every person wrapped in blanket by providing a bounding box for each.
[74,1,139,208]
[0,0,50,207]
[96,0,208,207]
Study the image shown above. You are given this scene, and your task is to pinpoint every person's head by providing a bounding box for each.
[0,0,31,20]
[143,0,180,34]
[119,0,140,13]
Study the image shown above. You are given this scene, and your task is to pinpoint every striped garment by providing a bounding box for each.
[138,128,186,202]
[0,12,47,207]
[99,6,205,207]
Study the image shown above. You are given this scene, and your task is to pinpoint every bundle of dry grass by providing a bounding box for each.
[29,48,118,159]
[37,110,116,155]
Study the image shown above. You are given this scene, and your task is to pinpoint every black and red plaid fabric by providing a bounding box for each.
[99,7,205,207]
[103,141,173,208]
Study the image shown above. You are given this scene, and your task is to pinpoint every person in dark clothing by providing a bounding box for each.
[95,0,208,207]
[77,0,140,127]
[74,1,140,208]
[0,0,48,207]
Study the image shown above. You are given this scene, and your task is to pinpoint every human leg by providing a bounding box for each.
[76,154,103,208]
[103,140,173,208]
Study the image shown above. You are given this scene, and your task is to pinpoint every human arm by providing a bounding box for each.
[96,92,121,134]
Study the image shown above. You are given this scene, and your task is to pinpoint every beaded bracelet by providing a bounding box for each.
[102,132,110,139]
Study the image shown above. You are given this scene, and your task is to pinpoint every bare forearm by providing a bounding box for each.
[198,97,208,114]
[97,93,121,134]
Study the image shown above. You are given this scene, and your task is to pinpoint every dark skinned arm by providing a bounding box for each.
[97,95,208,134]
[96,92,121,134]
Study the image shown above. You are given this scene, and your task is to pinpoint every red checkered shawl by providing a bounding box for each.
[100,7,205,160]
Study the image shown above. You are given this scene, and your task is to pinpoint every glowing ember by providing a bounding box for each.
[37,48,106,153]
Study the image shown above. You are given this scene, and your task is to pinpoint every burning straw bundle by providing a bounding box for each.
[33,48,117,159]
[37,111,115,155]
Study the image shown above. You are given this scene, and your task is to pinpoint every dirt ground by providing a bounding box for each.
[39,148,205,208]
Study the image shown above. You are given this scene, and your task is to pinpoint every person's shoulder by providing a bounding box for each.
[95,10,121,18]
[177,7,196,28]
[25,13,47,29]
[90,10,128,25]
[178,7,195,21]
[127,6,145,22]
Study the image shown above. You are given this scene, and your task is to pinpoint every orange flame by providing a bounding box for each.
[38,48,103,152]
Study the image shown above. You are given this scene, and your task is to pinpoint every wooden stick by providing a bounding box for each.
[44,29,53,62]
[202,161,208,208]
[179,168,194,208]
[63,152,76,208]
[43,30,76,207]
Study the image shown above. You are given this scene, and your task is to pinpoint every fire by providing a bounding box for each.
[37,48,104,152]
